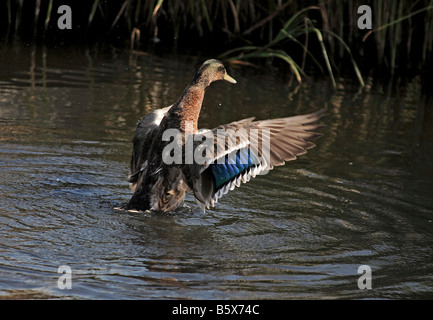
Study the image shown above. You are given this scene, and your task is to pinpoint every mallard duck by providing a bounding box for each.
[126,59,325,212]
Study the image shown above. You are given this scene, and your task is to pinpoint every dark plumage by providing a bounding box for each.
[126,59,325,212]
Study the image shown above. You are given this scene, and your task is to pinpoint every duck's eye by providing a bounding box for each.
[217,66,225,73]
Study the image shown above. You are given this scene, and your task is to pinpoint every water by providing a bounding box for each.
[1,44,432,299]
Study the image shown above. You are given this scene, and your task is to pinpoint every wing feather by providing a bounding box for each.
[186,109,326,211]
[129,106,171,190]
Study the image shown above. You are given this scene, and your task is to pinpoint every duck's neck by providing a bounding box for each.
[171,84,205,133]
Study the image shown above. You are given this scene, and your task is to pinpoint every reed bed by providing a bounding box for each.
[1,0,432,84]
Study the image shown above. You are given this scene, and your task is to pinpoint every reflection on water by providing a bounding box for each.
[0,44,432,299]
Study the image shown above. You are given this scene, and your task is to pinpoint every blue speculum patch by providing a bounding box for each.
[210,148,256,189]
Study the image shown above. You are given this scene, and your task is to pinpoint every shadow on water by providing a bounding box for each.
[0,43,432,299]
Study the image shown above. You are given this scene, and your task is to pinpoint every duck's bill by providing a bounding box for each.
[223,71,237,84]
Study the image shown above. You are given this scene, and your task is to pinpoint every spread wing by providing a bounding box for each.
[129,106,171,190]
[184,109,326,211]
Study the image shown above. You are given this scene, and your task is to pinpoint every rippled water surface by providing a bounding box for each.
[1,44,432,299]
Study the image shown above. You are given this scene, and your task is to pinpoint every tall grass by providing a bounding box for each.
[319,0,433,73]
[219,5,364,87]
[2,0,432,81]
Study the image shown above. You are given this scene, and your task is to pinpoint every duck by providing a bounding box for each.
[126,59,325,212]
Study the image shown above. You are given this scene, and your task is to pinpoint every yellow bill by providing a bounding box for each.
[223,71,237,84]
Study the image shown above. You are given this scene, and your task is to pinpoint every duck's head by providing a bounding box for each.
[192,59,237,87]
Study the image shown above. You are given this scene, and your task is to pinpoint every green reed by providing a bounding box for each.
[219,5,363,88]
[2,0,433,82]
